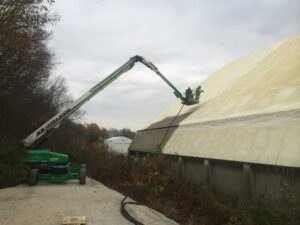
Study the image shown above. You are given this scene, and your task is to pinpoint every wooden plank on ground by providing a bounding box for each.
[62,216,86,225]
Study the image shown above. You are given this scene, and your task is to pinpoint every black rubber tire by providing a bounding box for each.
[28,169,38,186]
[79,165,86,185]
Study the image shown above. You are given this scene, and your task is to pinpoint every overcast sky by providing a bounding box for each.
[48,0,300,130]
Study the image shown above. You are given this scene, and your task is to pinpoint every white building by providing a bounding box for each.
[104,136,132,154]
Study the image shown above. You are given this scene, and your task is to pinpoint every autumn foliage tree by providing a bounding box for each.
[0,0,62,139]
[0,0,66,187]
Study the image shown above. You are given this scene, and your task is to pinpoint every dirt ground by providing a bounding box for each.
[0,178,178,225]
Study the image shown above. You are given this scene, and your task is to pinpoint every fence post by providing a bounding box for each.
[176,156,185,182]
[242,163,253,199]
[204,159,212,186]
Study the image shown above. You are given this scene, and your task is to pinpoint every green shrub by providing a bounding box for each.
[242,196,300,225]
[0,139,27,188]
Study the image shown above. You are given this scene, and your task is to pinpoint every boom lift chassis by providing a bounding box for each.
[22,55,203,185]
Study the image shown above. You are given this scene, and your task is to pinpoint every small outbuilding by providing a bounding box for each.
[104,136,132,154]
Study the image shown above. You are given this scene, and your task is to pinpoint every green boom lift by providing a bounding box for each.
[22,55,203,186]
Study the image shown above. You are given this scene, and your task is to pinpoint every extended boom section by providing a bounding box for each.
[23,55,202,148]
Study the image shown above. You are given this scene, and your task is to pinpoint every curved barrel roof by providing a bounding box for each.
[130,33,300,168]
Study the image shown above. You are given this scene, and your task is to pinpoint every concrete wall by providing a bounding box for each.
[129,151,300,205]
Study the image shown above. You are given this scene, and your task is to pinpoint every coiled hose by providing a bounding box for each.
[120,196,144,225]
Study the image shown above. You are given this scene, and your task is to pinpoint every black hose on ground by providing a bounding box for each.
[120,196,145,225]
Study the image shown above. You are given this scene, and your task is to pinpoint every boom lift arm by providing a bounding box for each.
[23,55,203,148]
